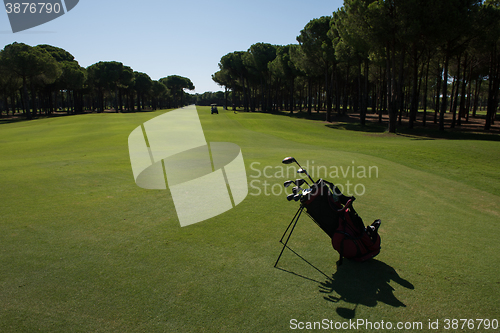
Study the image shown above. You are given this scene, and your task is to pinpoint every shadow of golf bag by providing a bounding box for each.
[302,179,381,265]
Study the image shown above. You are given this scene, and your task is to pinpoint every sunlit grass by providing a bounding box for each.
[0,106,499,331]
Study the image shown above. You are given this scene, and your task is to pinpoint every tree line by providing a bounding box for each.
[212,0,500,132]
[191,91,225,106]
[0,42,195,119]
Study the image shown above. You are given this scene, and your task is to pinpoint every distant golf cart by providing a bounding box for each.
[211,104,219,114]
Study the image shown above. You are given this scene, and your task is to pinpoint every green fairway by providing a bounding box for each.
[1,107,499,332]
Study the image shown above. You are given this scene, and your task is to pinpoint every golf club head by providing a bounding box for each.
[293,193,302,201]
[297,168,316,184]
[282,157,296,165]
[283,180,294,188]
[295,179,305,187]
[286,193,295,201]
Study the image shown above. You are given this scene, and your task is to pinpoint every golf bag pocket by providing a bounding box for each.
[332,209,381,264]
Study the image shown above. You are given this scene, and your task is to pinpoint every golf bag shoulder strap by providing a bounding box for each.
[335,208,364,266]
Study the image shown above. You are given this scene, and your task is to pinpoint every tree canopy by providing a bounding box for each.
[0,42,195,117]
[213,0,499,132]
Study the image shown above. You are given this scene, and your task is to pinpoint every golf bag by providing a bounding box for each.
[301,179,381,265]
[275,157,381,267]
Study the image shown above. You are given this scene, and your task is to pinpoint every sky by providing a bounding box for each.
[0,0,344,93]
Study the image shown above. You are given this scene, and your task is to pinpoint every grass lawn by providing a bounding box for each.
[0,106,499,332]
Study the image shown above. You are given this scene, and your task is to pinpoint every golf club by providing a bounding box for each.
[297,168,315,184]
[295,178,309,187]
[302,188,312,196]
[281,157,297,165]
[282,156,315,183]
[284,184,302,201]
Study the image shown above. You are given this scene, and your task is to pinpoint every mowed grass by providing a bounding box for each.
[0,107,499,332]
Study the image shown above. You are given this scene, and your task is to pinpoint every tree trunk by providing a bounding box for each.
[30,82,37,117]
[66,90,71,114]
[22,77,31,120]
[307,77,312,116]
[360,59,368,126]
[101,93,105,113]
[380,67,386,123]
[409,45,419,129]
[458,53,469,126]
[354,68,360,116]
[136,90,141,112]
[439,49,450,131]
[335,66,341,117]
[473,79,481,117]
[224,86,228,110]
[260,77,265,112]
[423,57,430,127]
[396,47,405,127]
[434,60,442,124]
[387,43,397,133]
[325,65,332,122]
[451,53,462,128]
[485,47,500,130]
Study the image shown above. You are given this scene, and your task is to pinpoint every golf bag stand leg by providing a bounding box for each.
[274,205,305,267]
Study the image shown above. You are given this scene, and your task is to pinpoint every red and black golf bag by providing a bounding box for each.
[275,175,381,267]
[301,179,381,265]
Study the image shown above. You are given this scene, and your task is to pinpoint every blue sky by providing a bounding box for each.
[1,0,344,93]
